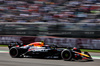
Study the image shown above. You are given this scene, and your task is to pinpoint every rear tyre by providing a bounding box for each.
[61,49,72,61]
[9,47,21,58]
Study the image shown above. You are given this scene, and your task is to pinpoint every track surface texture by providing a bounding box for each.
[0,47,100,66]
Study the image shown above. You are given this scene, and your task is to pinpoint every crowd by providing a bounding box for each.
[0,0,100,23]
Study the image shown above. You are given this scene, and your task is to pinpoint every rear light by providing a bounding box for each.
[16,45,19,47]
[24,45,26,46]
[28,49,31,51]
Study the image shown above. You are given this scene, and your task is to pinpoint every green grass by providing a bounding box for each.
[0,45,8,47]
[81,49,100,53]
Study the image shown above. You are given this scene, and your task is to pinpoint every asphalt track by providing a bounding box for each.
[0,47,100,66]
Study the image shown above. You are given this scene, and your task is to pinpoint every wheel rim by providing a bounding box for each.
[62,51,70,59]
[10,48,18,57]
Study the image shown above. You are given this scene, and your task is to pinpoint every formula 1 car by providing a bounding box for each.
[8,42,93,61]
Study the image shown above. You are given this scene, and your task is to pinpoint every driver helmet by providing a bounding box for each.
[73,47,77,51]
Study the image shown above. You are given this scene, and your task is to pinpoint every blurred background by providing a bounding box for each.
[0,0,100,23]
[0,0,100,49]
[0,23,100,38]
[0,0,100,37]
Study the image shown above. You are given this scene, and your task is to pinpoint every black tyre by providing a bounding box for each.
[61,49,72,61]
[9,47,20,58]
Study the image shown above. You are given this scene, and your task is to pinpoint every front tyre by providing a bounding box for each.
[61,49,72,61]
[9,47,20,58]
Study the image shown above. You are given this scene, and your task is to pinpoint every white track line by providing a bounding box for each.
[92,57,100,59]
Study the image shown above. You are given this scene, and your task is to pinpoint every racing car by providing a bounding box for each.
[8,41,93,61]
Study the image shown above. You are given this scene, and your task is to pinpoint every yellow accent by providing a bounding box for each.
[28,42,44,47]
[75,52,90,57]
[80,53,90,57]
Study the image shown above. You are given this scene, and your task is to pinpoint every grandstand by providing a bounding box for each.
[0,0,100,38]
[0,0,100,23]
